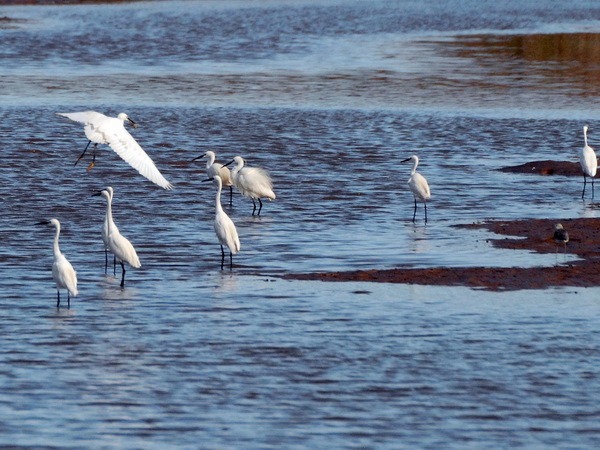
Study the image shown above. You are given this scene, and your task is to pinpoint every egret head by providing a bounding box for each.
[118,112,137,128]
[401,155,419,164]
[36,218,60,229]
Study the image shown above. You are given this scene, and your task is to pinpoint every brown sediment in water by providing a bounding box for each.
[284,217,600,291]
[498,160,585,177]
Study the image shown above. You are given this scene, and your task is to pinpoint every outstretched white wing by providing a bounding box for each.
[57,111,174,190]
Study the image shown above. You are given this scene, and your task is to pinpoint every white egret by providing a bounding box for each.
[37,218,78,308]
[191,150,234,205]
[99,186,117,275]
[209,175,240,269]
[402,155,431,223]
[580,125,597,199]
[553,223,569,253]
[57,111,174,190]
[95,188,141,287]
[223,156,276,216]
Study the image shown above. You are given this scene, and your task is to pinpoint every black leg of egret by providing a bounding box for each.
[251,199,257,216]
[67,292,70,309]
[582,175,587,199]
[229,186,233,207]
[56,290,60,308]
[257,198,263,216]
[120,261,126,288]
[75,140,92,166]
[229,251,233,269]
[104,249,108,274]
[412,198,417,222]
[113,256,117,276]
[424,202,428,223]
[220,245,225,270]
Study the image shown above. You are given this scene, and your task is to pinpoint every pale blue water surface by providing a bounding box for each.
[1,0,600,448]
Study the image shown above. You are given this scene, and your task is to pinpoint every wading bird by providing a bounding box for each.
[38,218,78,308]
[207,175,240,269]
[580,125,597,199]
[95,188,141,287]
[402,155,431,223]
[224,156,275,216]
[191,150,234,206]
[553,223,569,253]
[57,111,173,190]
[99,186,117,275]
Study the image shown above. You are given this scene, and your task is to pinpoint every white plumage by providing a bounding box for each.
[57,111,173,190]
[100,186,117,274]
[192,150,234,205]
[96,188,141,287]
[39,218,78,308]
[225,155,275,216]
[402,155,431,223]
[580,125,597,199]
[211,175,240,269]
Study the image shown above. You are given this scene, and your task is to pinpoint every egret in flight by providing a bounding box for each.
[207,175,240,269]
[57,111,174,190]
[37,218,78,308]
[224,156,275,216]
[191,150,234,205]
[402,155,431,223]
[94,188,141,287]
[580,125,597,199]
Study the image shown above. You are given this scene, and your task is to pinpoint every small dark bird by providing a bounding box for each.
[553,223,569,253]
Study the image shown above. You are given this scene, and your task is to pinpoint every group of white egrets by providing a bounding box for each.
[39,111,275,308]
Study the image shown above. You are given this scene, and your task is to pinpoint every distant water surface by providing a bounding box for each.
[1,1,600,448]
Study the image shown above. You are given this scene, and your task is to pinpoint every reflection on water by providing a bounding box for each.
[2,0,600,448]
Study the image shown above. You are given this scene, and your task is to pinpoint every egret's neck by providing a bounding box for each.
[105,197,114,232]
[53,223,61,256]
[411,160,419,175]
[207,154,215,169]
[215,183,224,214]
[584,128,589,147]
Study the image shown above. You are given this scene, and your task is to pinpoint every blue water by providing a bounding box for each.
[2,0,600,448]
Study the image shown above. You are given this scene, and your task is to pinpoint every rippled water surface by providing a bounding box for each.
[2,0,600,448]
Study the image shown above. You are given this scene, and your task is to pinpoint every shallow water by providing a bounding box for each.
[2,0,600,448]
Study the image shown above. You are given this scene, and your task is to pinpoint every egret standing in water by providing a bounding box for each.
[223,156,276,216]
[37,218,78,308]
[553,223,569,253]
[57,111,174,190]
[208,175,240,269]
[94,188,141,287]
[402,155,431,223]
[191,150,234,206]
[100,186,117,275]
[580,125,597,199]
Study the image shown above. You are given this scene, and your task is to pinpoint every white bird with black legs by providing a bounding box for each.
[95,188,141,287]
[223,155,276,216]
[580,125,597,199]
[208,175,240,269]
[191,150,234,205]
[402,155,431,223]
[37,218,78,308]
[100,186,117,275]
[57,111,174,190]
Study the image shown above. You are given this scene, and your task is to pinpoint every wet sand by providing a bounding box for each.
[285,161,600,291]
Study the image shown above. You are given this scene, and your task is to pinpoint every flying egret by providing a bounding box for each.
[223,156,276,216]
[208,175,240,269]
[402,155,431,223]
[580,125,597,199]
[57,111,174,190]
[37,218,78,308]
[94,188,141,287]
[553,223,569,253]
[99,186,117,275]
[191,150,234,206]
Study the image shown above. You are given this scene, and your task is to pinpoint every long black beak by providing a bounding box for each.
[92,190,103,197]
[202,177,214,183]
[36,220,50,226]
[401,158,411,163]
[191,154,204,162]
[128,117,138,129]
[222,159,234,168]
